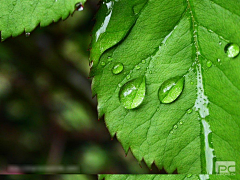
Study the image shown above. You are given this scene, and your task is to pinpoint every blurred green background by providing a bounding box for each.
[0,0,166,177]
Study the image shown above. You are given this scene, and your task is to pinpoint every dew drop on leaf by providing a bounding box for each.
[173,125,178,129]
[101,62,106,66]
[126,75,131,80]
[25,32,30,37]
[135,65,140,70]
[112,62,123,74]
[224,43,240,58]
[119,76,146,110]
[187,108,193,114]
[107,56,112,62]
[158,76,185,104]
[141,60,146,64]
[217,58,221,63]
[206,61,212,68]
[75,2,84,11]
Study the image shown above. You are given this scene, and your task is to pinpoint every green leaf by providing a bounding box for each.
[0,0,85,41]
[91,0,240,174]
[98,175,240,180]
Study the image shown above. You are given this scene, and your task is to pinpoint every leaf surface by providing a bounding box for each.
[98,175,239,180]
[91,0,240,174]
[0,0,85,41]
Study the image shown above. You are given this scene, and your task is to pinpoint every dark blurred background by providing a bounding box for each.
[0,0,160,177]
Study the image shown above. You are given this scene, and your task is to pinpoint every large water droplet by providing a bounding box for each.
[158,76,185,104]
[112,63,123,74]
[224,43,240,58]
[75,2,84,11]
[119,76,146,109]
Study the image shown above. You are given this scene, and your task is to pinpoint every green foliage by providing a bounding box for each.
[0,0,85,41]
[91,0,240,174]
[98,174,240,180]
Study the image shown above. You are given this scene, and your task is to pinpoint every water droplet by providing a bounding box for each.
[190,81,194,85]
[149,70,152,74]
[180,121,183,125]
[141,60,146,64]
[158,76,185,104]
[173,125,178,129]
[101,62,106,66]
[119,77,146,109]
[217,58,221,62]
[25,32,30,37]
[112,63,123,75]
[126,75,131,80]
[206,61,212,68]
[170,130,174,134]
[135,65,140,70]
[75,2,84,11]
[107,56,112,62]
[219,41,222,45]
[187,108,193,114]
[224,43,240,58]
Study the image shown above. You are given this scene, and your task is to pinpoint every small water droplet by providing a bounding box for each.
[217,58,221,62]
[112,62,123,75]
[180,121,183,125]
[206,61,212,68]
[208,29,213,33]
[75,2,84,11]
[224,43,240,58]
[187,108,193,114]
[101,62,106,66]
[126,75,131,80]
[107,56,112,62]
[158,76,185,104]
[135,65,140,70]
[119,76,146,109]
[190,81,194,85]
[170,130,174,134]
[25,32,30,37]
[149,70,152,74]
[173,125,178,129]
[219,41,222,45]
[141,60,146,64]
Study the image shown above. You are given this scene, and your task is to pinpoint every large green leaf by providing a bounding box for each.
[0,0,85,41]
[98,174,240,180]
[91,0,240,174]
